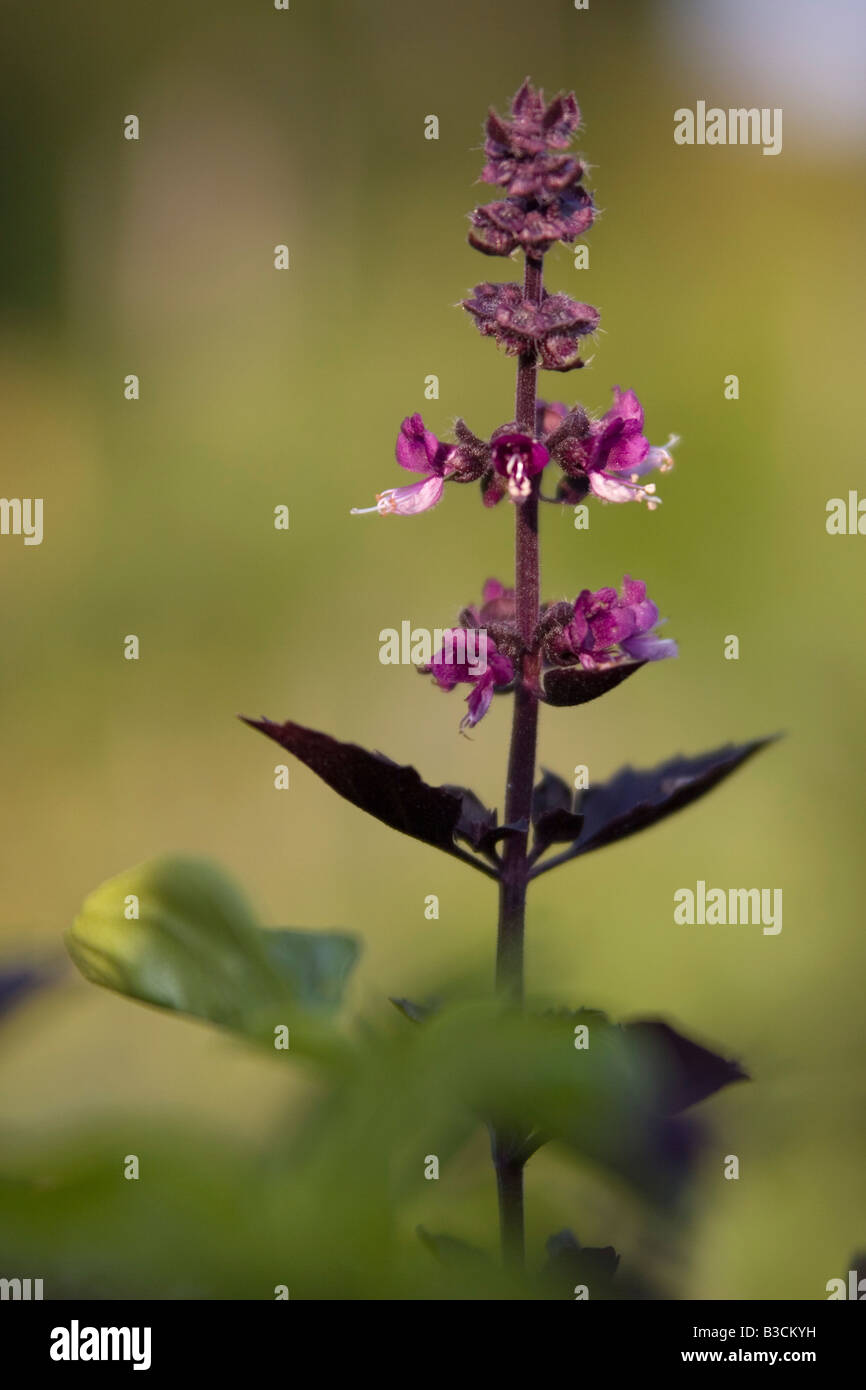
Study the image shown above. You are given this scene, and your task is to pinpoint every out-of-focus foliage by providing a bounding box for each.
[44,856,743,1297]
[67,856,358,1055]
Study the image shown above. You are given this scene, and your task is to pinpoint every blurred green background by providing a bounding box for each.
[1,0,864,1298]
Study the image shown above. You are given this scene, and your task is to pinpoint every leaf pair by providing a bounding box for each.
[244,715,776,881]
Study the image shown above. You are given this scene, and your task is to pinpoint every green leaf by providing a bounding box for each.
[416,1226,490,1266]
[65,856,360,1049]
[403,1003,696,1205]
[259,929,359,1011]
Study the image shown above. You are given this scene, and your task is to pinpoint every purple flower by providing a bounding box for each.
[351,414,464,516]
[428,628,515,730]
[466,578,517,626]
[490,433,549,502]
[547,576,677,669]
[542,388,677,507]
[585,388,677,503]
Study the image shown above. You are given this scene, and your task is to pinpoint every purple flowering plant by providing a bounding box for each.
[66,82,776,1296]
[249,80,775,1269]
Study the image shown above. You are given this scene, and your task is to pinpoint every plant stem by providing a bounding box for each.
[493,1136,526,1267]
[493,253,544,1268]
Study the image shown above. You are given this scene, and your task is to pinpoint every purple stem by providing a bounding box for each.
[493,253,544,1267]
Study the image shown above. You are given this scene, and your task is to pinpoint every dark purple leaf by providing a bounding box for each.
[0,964,58,1024]
[441,785,525,858]
[531,773,584,858]
[542,661,645,707]
[534,811,585,859]
[242,717,497,875]
[390,997,434,1024]
[531,769,572,819]
[441,785,496,852]
[442,782,529,859]
[625,1019,748,1113]
[540,1008,738,1206]
[577,738,777,855]
[493,819,530,846]
[542,1230,619,1288]
[542,1231,668,1300]
[532,737,777,874]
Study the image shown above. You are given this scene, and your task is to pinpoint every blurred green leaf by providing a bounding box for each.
[258,929,359,1012]
[65,856,359,1051]
[400,1003,702,1205]
[417,1226,490,1266]
[389,995,434,1023]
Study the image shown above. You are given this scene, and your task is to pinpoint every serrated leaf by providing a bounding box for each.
[624,1019,747,1113]
[576,738,777,855]
[243,717,497,876]
[533,737,777,874]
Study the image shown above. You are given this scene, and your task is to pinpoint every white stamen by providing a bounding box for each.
[351,490,396,516]
[506,453,530,500]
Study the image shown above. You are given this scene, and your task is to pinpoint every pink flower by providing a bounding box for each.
[351,414,461,517]
[548,576,677,669]
[428,629,515,730]
[581,388,677,507]
[490,433,550,502]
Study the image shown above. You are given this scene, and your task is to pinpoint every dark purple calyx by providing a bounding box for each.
[463,282,600,372]
[471,80,595,259]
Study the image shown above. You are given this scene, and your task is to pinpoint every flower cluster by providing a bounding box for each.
[469,194,594,259]
[470,80,595,258]
[421,577,676,729]
[352,388,675,516]
[543,388,677,508]
[348,79,681,732]
[350,79,677,523]
[541,577,678,669]
[426,620,515,731]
